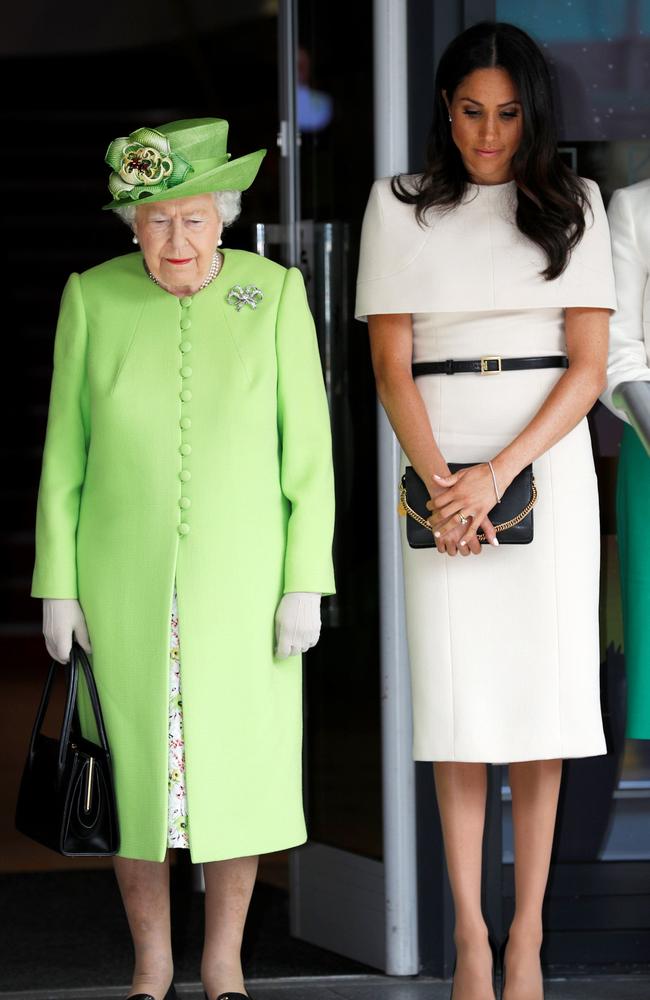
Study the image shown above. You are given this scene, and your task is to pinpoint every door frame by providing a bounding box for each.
[283,0,420,976]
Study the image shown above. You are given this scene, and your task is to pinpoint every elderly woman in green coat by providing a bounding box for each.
[32,118,335,1000]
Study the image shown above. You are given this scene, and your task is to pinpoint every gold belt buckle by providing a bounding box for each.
[480,355,502,374]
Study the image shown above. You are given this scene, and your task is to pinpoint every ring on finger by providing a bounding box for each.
[458,510,469,525]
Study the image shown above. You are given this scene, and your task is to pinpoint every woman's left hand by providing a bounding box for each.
[275,592,322,658]
[426,464,499,548]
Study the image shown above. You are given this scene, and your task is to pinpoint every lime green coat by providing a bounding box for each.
[32,249,336,862]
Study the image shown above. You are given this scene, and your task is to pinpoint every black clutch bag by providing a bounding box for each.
[400,462,537,548]
[15,641,119,857]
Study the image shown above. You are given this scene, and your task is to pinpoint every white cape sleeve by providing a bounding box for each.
[354,177,429,321]
[600,183,650,421]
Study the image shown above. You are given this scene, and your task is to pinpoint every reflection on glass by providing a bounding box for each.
[297,0,381,860]
[298,47,334,132]
[498,0,650,140]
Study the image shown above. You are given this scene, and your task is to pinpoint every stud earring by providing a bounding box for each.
[218,238,223,246]
[132,235,139,245]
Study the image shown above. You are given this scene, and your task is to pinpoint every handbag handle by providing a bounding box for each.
[26,642,112,779]
[68,642,113,758]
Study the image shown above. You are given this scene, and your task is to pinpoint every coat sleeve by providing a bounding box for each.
[32,273,90,598]
[276,267,336,596]
[600,187,650,421]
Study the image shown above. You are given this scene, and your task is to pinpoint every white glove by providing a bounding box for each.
[275,592,322,659]
[42,599,92,664]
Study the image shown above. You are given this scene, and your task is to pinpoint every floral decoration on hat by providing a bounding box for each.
[105,127,192,202]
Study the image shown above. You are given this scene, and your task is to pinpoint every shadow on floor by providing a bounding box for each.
[3,973,650,1000]
[2,868,649,999]
[0,867,373,992]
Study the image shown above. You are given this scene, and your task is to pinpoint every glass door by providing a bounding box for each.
[264,0,387,972]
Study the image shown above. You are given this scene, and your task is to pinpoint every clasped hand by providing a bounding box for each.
[425,463,499,556]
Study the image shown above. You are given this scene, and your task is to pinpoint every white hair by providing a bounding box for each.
[112,190,242,229]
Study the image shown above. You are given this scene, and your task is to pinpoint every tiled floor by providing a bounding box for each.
[2,975,650,1000]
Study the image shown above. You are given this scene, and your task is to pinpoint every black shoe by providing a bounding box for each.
[128,986,177,1000]
[205,993,251,1000]
[489,935,499,996]
[499,934,510,998]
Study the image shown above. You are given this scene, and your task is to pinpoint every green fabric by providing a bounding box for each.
[105,127,193,203]
[617,423,650,740]
[32,250,336,862]
[102,118,266,210]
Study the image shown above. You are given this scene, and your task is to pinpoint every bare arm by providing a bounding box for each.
[368,313,449,488]
[368,313,490,555]
[433,306,610,544]
[494,307,609,488]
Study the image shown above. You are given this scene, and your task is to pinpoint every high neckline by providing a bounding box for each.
[468,179,516,193]
[462,179,517,207]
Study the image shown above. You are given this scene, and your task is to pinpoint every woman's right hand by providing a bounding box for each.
[42,599,92,664]
[427,466,500,555]
[426,483,484,557]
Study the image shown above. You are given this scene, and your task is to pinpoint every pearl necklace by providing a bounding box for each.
[147,251,223,292]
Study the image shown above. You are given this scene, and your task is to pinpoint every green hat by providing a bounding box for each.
[102,117,266,210]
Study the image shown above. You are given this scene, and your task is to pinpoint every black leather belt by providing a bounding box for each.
[412,355,569,376]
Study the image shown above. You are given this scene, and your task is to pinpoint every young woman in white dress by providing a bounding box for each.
[356,22,615,1000]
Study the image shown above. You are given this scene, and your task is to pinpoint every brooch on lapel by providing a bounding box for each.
[226,285,264,311]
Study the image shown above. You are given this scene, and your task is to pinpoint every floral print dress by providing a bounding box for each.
[167,587,190,848]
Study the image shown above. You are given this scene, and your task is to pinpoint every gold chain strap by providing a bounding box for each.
[399,478,538,543]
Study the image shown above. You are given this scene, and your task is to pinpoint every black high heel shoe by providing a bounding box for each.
[127,986,177,1000]
[499,934,509,998]
[204,993,252,1000]
[489,935,499,997]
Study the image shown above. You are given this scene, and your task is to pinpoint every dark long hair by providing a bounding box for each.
[392,21,588,280]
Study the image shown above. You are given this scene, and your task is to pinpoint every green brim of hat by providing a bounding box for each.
[102,147,266,211]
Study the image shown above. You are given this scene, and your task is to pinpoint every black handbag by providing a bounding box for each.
[400,462,537,548]
[15,641,119,856]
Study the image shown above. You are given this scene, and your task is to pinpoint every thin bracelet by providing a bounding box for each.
[487,460,502,503]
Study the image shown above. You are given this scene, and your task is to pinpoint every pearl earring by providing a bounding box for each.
[448,115,452,123]
[132,235,139,245]
[218,238,223,246]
